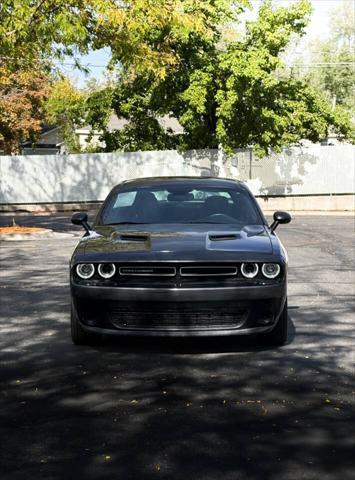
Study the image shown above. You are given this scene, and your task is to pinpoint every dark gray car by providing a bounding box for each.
[70,177,291,345]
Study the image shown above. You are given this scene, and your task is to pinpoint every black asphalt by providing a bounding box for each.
[0,214,354,480]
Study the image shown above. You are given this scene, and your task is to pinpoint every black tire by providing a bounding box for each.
[71,300,99,346]
[260,299,288,346]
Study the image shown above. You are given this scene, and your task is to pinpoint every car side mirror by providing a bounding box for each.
[270,211,291,232]
[71,212,91,235]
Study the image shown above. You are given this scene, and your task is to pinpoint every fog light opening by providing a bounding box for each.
[257,317,273,326]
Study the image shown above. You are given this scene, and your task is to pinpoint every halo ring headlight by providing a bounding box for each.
[76,263,95,279]
[262,263,281,279]
[98,263,116,279]
[241,263,259,279]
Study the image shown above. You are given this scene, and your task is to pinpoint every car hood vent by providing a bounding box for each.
[209,233,239,241]
[118,233,149,242]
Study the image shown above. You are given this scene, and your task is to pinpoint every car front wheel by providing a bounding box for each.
[260,299,288,346]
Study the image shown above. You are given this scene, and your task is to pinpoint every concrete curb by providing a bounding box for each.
[263,211,355,216]
[0,202,102,214]
[0,231,76,241]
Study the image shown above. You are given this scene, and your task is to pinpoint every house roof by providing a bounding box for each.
[104,113,184,134]
[22,112,184,149]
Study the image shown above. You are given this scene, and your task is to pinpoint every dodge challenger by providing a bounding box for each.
[70,177,291,346]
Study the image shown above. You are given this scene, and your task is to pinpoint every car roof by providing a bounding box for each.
[118,176,243,189]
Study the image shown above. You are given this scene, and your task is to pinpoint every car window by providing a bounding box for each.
[113,191,137,207]
[193,190,232,201]
[101,183,262,225]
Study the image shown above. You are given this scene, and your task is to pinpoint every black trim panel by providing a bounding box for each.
[72,282,286,302]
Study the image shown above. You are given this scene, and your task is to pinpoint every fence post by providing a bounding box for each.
[249,148,253,180]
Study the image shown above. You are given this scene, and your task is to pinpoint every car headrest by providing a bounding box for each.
[167,193,194,202]
[133,191,159,207]
[204,196,229,212]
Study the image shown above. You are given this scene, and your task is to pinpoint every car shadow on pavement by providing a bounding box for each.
[1,226,354,480]
[0,279,354,480]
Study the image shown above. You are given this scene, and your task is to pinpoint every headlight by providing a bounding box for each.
[262,263,281,279]
[241,263,259,278]
[76,263,95,279]
[98,263,116,279]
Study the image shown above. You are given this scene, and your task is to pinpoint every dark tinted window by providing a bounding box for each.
[100,182,262,225]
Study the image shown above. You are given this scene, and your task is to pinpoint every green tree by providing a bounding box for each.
[44,77,87,153]
[0,0,240,153]
[305,1,354,114]
[86,0,353,155]
[0,0,226,76]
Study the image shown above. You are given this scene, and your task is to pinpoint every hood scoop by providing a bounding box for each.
[209,233,240,241]
[207,226,272,253]
[113,232,149,243]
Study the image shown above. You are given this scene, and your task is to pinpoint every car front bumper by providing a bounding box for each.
[71,281,286,337]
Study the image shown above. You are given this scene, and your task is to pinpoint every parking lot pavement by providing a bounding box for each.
[0,210,98,233]
[0,214,354,480]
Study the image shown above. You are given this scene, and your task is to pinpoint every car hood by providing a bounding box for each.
[77,224,274,262]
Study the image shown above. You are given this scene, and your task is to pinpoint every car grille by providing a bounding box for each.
[107,302,248,330]
[119,266,176,276]
[118,264,238,277]
[180,266,237,276]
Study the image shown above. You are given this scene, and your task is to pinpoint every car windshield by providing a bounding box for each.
[100,182,263,226]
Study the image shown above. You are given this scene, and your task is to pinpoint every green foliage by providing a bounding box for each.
[85,87,114,132]
[86,0,353,155]
[304,0,354,114]
[0,0,246,153]
[245,0,311,55]
[44,77,87,153]
[329,0,354,46]
[1,1,95,69]
[2,0,353,154]
[0,0,228,77]
[310,43,354,112]
[102,118,179,153]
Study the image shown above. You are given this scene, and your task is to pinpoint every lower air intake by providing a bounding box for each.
[107,302,247,330]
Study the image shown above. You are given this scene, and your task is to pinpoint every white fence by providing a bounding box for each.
[0,145,354,204]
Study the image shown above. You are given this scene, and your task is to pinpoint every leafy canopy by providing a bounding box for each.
[44,77,88,153]
[0,66,50,154]
[1,0,353,155]
[86,0,353,155]
[304,0,355,114]
[0,0,235,76]
[1,0,235,152]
